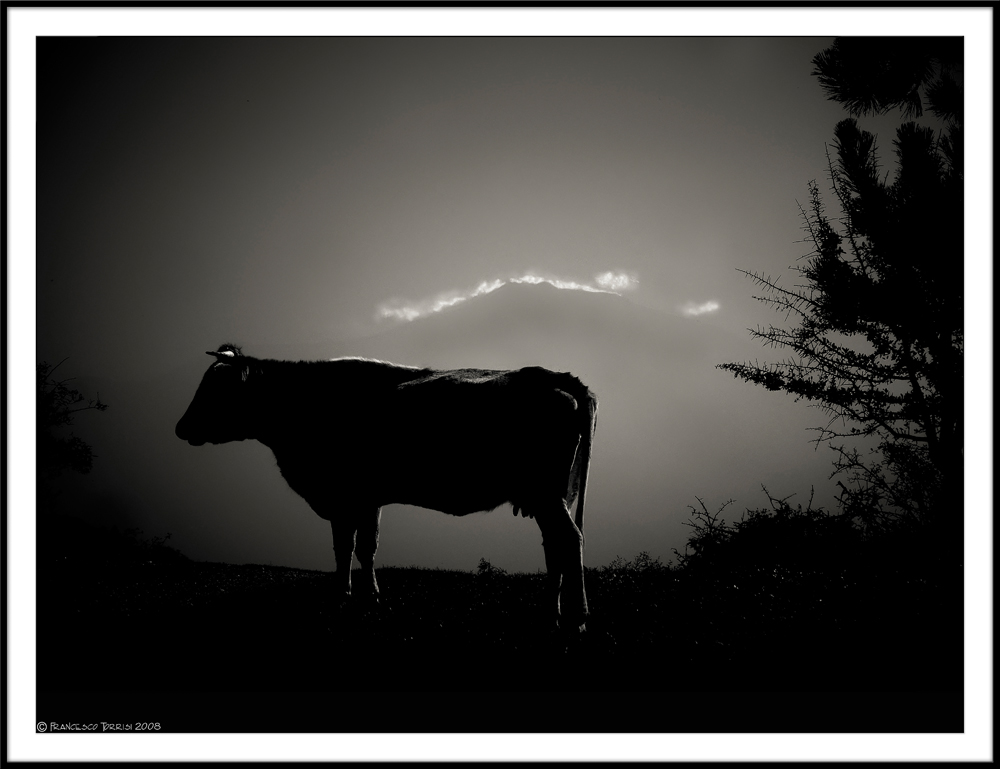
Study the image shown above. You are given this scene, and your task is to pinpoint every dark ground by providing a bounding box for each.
[35,516,963,733]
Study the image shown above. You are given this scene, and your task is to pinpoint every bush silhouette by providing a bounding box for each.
[673,490,862,574]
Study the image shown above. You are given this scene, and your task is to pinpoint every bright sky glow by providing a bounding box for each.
[378,271,637,322]
[681,300,720,317]
[596,272,635,291]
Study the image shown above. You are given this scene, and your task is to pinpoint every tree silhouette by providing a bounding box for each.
[37,359,108,498]
[811,37,963,122]
[719,38,963,541]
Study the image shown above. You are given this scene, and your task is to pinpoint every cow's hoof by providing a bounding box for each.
[558,617,587,635]
[558,620,587,650]
[333,593,352,612]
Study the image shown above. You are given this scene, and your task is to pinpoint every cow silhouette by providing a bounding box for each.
[176,344,597,632]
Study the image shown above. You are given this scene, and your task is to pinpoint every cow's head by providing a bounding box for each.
[175,345,254,446]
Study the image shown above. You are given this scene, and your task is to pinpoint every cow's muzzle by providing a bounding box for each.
[175,419,205,446]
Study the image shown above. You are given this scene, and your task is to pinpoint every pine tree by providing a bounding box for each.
[719,38,963,538]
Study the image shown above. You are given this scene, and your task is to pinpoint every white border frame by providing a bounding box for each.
[7,6,992,762]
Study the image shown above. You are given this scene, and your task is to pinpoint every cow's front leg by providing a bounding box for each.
[354,507,381,605]
[330,517,358,608]
[538,530,564,631]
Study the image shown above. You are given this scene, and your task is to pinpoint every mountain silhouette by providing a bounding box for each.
[362,280,707,367]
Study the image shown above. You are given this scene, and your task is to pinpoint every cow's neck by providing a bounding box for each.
[241,358,352,451]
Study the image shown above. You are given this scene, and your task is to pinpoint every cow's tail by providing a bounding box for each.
[568,379,598,536]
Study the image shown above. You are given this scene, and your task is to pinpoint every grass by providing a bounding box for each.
[34,514,963,733]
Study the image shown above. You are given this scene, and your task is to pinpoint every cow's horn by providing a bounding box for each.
[205,350,236,359]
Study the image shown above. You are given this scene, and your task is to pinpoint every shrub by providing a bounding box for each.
[602,551,668,574]
[476,557,507,577]
[674,490,861,574]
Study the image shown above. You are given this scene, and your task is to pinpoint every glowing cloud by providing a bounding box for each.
[510,275,602,293]
[681,300,720,317]
[379,306,422,321]
[377,271,637,322]
[596,272,636,292]
[471,278,505,297]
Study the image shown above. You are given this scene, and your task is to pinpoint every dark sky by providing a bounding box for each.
[10,7,993,763]
[36,35,851,365]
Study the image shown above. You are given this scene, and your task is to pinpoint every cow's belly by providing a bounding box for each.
[376,436,572,515]
[379,447,515,515]
[396,492,510,517]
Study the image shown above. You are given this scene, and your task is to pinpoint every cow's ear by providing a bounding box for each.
[205,350,236,361]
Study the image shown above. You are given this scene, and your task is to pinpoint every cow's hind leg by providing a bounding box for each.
[330,517,358,608]
[533,501,588,635]
[354,507,381,605]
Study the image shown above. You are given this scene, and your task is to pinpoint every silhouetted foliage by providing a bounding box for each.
[37,359,108,479]
[37,359,108,519]
[598,551,669,604]
[672,491,862,574]
[812,37,963,122]
[477,556,508,577]
[670,497,735,570]
[38,514,189,570]
[720,38,962,544]
[602,550,667,575]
